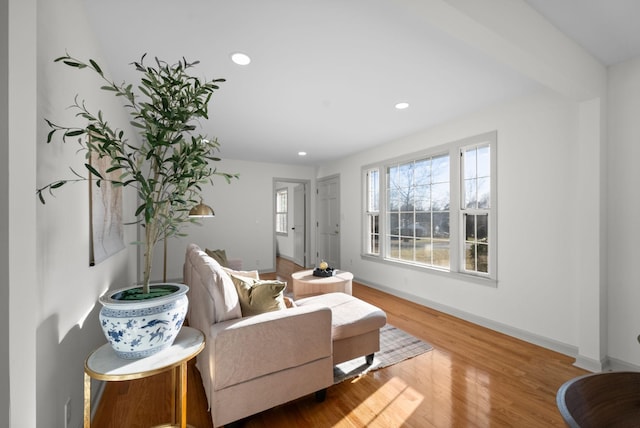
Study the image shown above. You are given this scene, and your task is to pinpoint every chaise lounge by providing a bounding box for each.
[183,244,386,427]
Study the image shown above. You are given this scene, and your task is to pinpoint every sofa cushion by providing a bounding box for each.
[296,292,386,340]
[230,274,287,316]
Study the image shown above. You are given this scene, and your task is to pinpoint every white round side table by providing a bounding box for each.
[83,326,204,428]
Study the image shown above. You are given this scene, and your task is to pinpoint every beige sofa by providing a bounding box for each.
[183,244,334,427]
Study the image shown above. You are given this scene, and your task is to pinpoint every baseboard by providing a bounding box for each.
[356,277,579,359]
[606,356,640,372]
[574,355,607,372]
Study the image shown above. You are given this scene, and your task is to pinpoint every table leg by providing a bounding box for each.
[171,366,177,424]
[179,361,188,428]
[83,372,91,428]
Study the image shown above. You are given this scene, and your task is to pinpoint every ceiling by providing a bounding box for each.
[83,0,640,166]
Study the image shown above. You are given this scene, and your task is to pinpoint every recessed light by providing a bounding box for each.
[298,151,307,156]
[231,52,251,65]
[395,102,409,110]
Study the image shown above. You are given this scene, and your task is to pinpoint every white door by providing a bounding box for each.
[316,175,340,269]
[292,184,306,267]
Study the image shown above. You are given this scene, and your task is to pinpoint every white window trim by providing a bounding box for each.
[362,131,497,285]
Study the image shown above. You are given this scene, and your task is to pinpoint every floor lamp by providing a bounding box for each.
[163,199,215,282]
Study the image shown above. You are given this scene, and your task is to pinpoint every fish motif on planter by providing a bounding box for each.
[149,327,167,343]
[130,335,144,348]
[141,319,169,329]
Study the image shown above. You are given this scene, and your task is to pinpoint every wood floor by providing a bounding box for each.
[92,258,587,427]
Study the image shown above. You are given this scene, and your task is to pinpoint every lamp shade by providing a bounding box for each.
[189,200,215,218]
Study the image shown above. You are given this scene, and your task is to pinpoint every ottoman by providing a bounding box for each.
[296,292,387,365]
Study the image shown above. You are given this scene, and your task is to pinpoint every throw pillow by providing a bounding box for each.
[205,248,228,267]
[230,274,287,317]
[221,266,260,280]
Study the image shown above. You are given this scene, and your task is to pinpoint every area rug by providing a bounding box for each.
[333,324,433,384]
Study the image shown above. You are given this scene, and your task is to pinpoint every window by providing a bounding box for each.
[386,154,451,269]
[275,188,288,235]
[363,131,496,281]
[365,168,380,255]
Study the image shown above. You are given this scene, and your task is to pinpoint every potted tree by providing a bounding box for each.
[38,53,237,358]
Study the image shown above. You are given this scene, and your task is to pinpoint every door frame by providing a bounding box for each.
[272,178,311,268]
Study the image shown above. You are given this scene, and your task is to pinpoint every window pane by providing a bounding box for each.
[415,211,431,238]
[414,185,430,211]
[432,155,449,183]
[477,177,490,209]
[465,242,476,270]
[367,214,379,255]
[465,214,476,240]
[477,243,489,273]
[477,145,490,178]
[432,183,449,211]
[463,144,491,210]
[433,239,450,268]
[464,178,477,209]
[388,212,400,236]
[476,213,488,242]
[368,169,379,211]
[415,239,430,264]
[433,212,449,238]
[464,148,477,179]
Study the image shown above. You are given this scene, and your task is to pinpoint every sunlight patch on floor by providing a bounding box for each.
[347,376,424,427]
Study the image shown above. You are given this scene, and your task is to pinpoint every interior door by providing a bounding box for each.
[316,175,340,269]
[292,183,305,267]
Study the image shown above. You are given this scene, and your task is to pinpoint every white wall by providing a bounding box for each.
[319,88,584,354]
[0,0,10,423]
[6,0,37,426]
[34,0,138,426]
[607,57,640,367]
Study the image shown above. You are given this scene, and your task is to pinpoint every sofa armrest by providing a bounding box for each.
[210,304,332,391]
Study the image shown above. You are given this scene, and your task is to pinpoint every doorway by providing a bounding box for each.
[273,178,311,269]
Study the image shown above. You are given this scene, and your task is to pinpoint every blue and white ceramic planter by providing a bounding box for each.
[99,283,189,359]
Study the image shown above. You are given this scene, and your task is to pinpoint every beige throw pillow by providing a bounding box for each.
[221,266,260,280]
[230,274,287,317]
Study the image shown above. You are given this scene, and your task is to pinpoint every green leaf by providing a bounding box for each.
[89,59,102,74]
[62,60,86,69]
[85,163,104,179]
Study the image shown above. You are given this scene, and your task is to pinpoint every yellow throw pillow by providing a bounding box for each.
[230,275,287,317]
[205,248,228,267]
